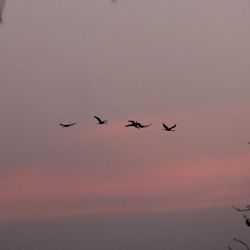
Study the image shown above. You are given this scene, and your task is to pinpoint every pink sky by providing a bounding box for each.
[0,152,249,222]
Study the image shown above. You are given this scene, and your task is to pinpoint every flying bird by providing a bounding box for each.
[94,116,108,125]
[162,123,176,131]
[59,122,77,128]
[125,120,140,129]
[0,0,6,24]
[125,120,151,129]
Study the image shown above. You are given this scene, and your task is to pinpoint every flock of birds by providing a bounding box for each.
[59,115,177,132]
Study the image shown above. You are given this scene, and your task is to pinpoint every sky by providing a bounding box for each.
[0,0,250,249]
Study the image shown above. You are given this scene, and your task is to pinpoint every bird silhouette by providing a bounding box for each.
[125,120,140,129]
[94,116,108,125]
[125,120,151,129]
[243,215,250,227]
[59,122,77,128]
[0,0,6,24]
[162,123,176,131]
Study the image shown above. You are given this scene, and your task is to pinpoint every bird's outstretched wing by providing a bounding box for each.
[94,116,108,124]
[128,120,136,124]
[140,124,151,128]
[169,124,177,130]
[162,123,168,130]
[94,116,102,123]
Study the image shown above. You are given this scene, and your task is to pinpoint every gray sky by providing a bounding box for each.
[0,0,250,249]
[0,207,249,250]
